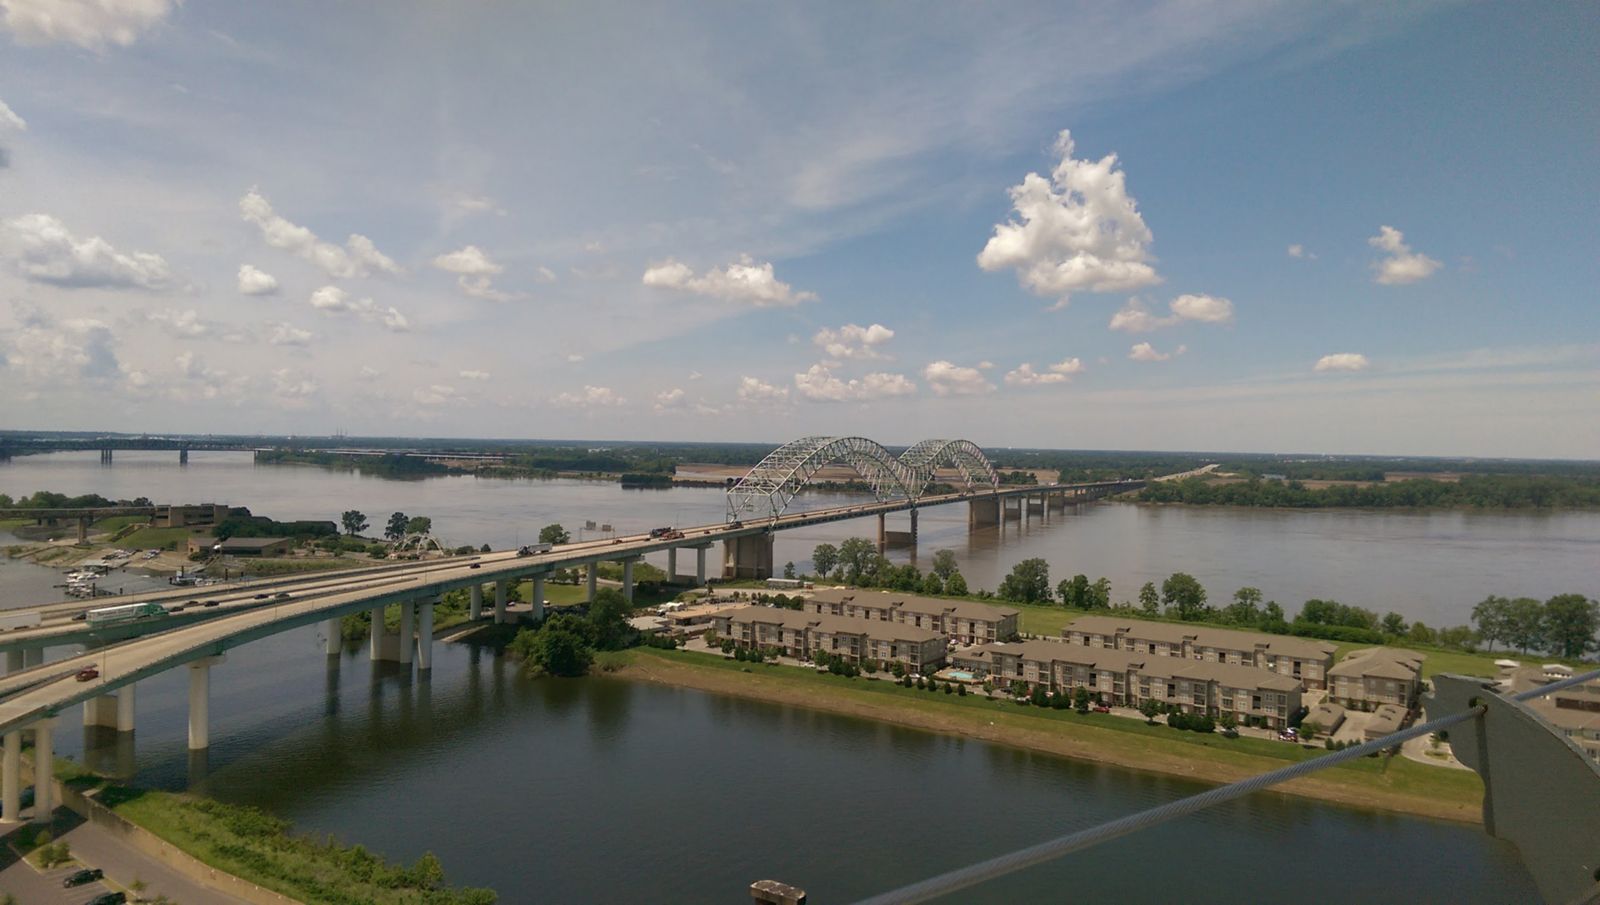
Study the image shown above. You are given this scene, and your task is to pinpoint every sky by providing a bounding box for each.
[0,0,1596,457]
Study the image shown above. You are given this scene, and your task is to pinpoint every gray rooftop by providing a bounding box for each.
[968,638,1303,691]
[808,588,1019,621]
[1065,614,1337,660]
[1327,647,1424,680]
[718,605,943,644]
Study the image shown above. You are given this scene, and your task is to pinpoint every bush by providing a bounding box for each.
[943,683,953,694]
[958,684,967,696]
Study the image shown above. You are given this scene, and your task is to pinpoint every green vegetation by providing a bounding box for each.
[1140,474,1600,509]
[97,785,495,904]
[0,490,152,509]
[119,525,203,550]
[538,523,570,545]
[255,449,453,478]
[340,510,369,535]
[507,587,637,677]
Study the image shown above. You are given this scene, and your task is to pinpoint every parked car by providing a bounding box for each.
[63,867,104,887]
[1277,728,1299,742]
[75,666,99,682]
[1092,704,1111,714]
[85,893,127,905]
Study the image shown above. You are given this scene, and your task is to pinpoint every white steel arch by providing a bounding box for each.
[725,436,1000,521]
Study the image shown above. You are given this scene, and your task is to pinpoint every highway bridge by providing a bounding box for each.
[0,436,1152,826]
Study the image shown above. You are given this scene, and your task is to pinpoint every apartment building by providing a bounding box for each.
[712,606,947,673]
[952,638,1303,729]
[806,588,1019,644]
[1326,647,1424,711]
[1509,666,1600,763]
[1063,615,1337,690]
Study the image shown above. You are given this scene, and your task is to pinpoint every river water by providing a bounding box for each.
[0,451,1576,901]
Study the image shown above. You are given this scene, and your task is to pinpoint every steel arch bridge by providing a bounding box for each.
[725,436,1001,522]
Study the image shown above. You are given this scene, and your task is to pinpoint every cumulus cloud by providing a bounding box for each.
[977,129,1160,306]
[1003,358,1084,386]
[2,310,121,385]
[552,385,625,407]
[171,350,248,401]
[922,360,995,396]
[236,264,278,295]
[536,266,557,283]
[306,285,410,331]
[1314,352,1370,372]
[1287,244,1317,260]
[653,387,686,412]
[642,255,815,307]
[812,323,894,362]
[793,364,915,402]
[1129,341,1186,362]
[413,384,464,406]
[433,245,500,276]
[0,213,174,289]
[565,353,584,363]
[270,368,318,401]
[266,321,313,346]
[1109,294,1233,332]
[458,369,491,381]
[736,376,789,403]
[0,0,174,49]
[147,307,209,338]
[239,189,400,279]
[0,98,23,132]
[357,365,381,380]
[1368,226,1440,285]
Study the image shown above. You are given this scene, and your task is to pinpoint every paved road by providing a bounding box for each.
[0,810,248,905]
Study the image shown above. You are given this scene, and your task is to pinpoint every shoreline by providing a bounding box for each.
[613,648,1485,825]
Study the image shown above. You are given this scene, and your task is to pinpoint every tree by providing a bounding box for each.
[946,572,969,596]
[811,543,839,579]
[921,573,944,596]
[587,588,633,650]
[1471,595,1511,651]
[931,549,959,580]
[1381,612,1407,637]
[1223,587,1262,625]
[538,523,571,545]
[998,558,1051,603]
[1140,698,1160,724]
[1505,596,1547,654]
[385,512,409,541]
[1057,574,1090,608]
[1088,577,1112,610]
[837,537,877,584]
[1138,582,1160,616]
[529,626,592,676]
[1543,593,1600,658]
[1072,686,1091,714]
[783,561,796,579]
[405,515,432,535]
[1260,601,1289,633]
[340,510,369,536]
[1161,572,1208,621]
[1406,621,1438,646]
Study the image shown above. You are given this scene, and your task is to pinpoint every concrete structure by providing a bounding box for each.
[806,589,1019,644]
[1507,667,1600,763]
[1327,647,1424,711]
[1063,615,1337,690]
[1304,700,1347,735]
[188,536,293,557]
[1364,703,1408,740]
[724,533,774,580]
[953,638,1303,729]
[712,606,947,673]
[153,504,231,528]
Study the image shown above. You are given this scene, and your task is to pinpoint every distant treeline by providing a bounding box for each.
[215,511,338,540]
[1138,475,1600,508]
[0,491,151,509]
[255,449,452,478]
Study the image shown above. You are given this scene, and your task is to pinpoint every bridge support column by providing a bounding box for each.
[5,650,21,674]
[179,448,189,465]
[1,730,18,823]
[723,534,774,580]
[469,584,483,621]
[910,509,918,543]
[877,513,886,551]
[117,683,136,733]
[530,575,545,622]
[31,717,56,823]
[587,566,598,603]
[494,580,508,625]
[417,599,434,672]
[696,546,708,586]
[187,656,225,750]
[667,548,677,582]
[325,618,341,656]
[84,694,117,728]
[22,649,42,669]
[77,517,90,544]
[398,601,414,666]
[622,558,636,604]
[369,606,384,661]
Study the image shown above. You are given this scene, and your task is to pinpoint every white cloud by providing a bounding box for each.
[977,129,1160,306]
[642,255,815,307]
[1129,341,1186,362]
[413,384,463,406]
[458,369,491,381]
[0,213,174,289]
[922,360,995,396]
[0,0,174,49]
[306,285,410,331]
[1003,358,1084,387]
[0,98,25,132]
[812,323,894,362]
[565,353,584,363]
[239,189,400,279]
[1314,352,1370,372]
[2,310,121,385]
[536,266,557,283]
[447,193,505,219]
[552,385,625,407]
[170,350,247,402]
[266,322,313,346]
[688,370,703,380]
[1109,294,1233,332]
[433,245,501,276]
[653,387,686,411]
[458,275,516,302]
[793,364,916,402]
[237,264,278,295]
[147,308,209,338]
[736,376,789,403]
[1368,226,1440,285]
[1287,244,1317,260]
[357,365,381,380]
[270,368,318,400]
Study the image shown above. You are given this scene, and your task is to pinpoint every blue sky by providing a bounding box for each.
[0,1,1595,456]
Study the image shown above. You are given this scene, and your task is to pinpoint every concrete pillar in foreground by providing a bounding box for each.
[530,575,545,622]
[2,730,19,823]
[587,566,598,603]
[469,584,483,620]
[398,601,414,665]
[667,548,678,582]
[187,655,225,750]
[4,650,20,674]
[324,617,341,656]
[84,694,117,728]
[909,509,918,544]
[22,649,42,669]
[117,683,136,733]
[32,717,57,823]
[622,558,636,603]
[369,606,384,661]
[696,546,707,586]
[876,513,886,550]
[494,579,508,624]
[416,599,434,672]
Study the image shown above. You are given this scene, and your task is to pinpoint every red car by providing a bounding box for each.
[1092,704,1111,714]
[75,666,100,682]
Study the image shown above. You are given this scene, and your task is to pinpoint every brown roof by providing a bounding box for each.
[718,605,942,644]
[1328,647,1424,680]
[968,638,1302,691]
[1065,614,1336,661]
[807,588,1019,621]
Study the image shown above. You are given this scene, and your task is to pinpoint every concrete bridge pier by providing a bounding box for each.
[188,656,225,750]
[724,534,774,580]
[968,497,999,528]
[494,579,509,624]
[416,599,434,671]
[84,685,136,732]
[325,617,341,656]
[369,606,385,661]
[77,516,91,544]
[1004,496,1023,521]
[587,566,598,603]
[1,730,19,823]
[667,548,677,582]
[876,513,886,551]
[469,584,483,620]
[696,545,709,586]
[621,557,638,603]
[22,649,42,669]
[398,602,414,666]
[178,448,189,465]
[30,717,57,822]
[100,448,113,464]
[529,575,545,622]
[4,650,22,674]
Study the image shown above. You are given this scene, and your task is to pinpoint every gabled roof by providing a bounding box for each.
[1065,614,1336,660]
[808,587,1019,621]
[1328,647,1424,680]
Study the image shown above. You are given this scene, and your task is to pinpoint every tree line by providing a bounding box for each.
[1139,474,1600,508]
[808,541,970,596]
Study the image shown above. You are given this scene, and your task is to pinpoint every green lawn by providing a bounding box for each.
[118,525,205,550]
[92,514,151,532]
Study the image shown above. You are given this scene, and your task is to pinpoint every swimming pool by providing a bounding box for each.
[939,669,977,682]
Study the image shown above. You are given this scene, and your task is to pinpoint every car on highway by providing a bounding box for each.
[275,592,291,599]
[63,867,104,887]
[253,593,268,600]
[75,666,99,682]
[203,600,220,608]
[85,893,127,905]
[71,612,87,621]
[469,563,482,569]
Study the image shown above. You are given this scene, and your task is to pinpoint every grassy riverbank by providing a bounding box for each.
[615,647,1485,823]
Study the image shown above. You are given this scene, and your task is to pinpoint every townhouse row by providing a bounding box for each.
[712,606,948,673]
[952,638,1304,729]
[1062,615,1339,690]
[804,589,1020,645]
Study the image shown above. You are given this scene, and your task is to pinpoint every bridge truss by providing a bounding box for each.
[725,436,1000,522]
